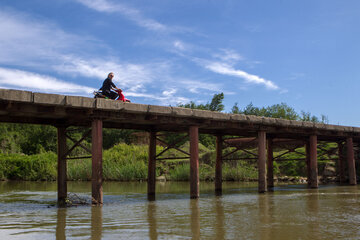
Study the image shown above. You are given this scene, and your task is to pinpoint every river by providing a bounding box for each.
[0,181,359,239]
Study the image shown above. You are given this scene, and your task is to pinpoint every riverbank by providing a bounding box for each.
[0,143,258,182]
[0,143,343,183]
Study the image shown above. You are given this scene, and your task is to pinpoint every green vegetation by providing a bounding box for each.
[0,92,355,182]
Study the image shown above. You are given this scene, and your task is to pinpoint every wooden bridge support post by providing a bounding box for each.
[338,142,346,184]
[57,127,67,206]
[306,142,311,187]
[189,126,199,199]
[267,139,274,190]
[215,135,223,195]
[148,131,157,201]
[346,137,357,185]
[309,135,318,188]
[258,131,267,193]
[92,119,103,205]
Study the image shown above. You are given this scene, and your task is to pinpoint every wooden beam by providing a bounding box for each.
[258,131,267,193]
[267,139,274,190]
[57,127,67,207]
[215,135,223,195]
[309,135,318,188]
[148,131,157,201]
[346,137,357,185]
[92,119,103,205]
[189,126,199,199]
[338,142,346,184]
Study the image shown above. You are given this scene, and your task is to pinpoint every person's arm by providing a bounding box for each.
[111,81,122,91]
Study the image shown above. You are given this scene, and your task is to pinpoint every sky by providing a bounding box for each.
[0,0,360,126]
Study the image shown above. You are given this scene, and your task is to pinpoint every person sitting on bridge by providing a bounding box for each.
[100,72,122,100]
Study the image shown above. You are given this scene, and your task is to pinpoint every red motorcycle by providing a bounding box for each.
[93,89,131,102]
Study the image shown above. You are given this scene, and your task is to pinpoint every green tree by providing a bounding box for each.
[178,93,224,112]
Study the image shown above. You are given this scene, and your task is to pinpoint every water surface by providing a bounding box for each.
[0,181,359,239]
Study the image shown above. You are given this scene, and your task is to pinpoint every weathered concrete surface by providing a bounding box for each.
[246,115,263,124]
[148,105,172,115]
[192,109,214,119]
[211,111,231,120]
[96,98,125,110]
[66,96,96,108]
[230,114,247,122]
[122,102,148,113]
[1,89,360,135]
[0,89,32,102]
[171,106,193,117]
[33,92,66,105]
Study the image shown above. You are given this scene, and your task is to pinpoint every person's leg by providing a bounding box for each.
[110,91,118,100]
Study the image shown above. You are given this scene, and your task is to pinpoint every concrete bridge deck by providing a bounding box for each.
[0,88,358,205]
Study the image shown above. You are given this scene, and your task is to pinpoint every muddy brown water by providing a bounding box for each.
[0,181,359,239]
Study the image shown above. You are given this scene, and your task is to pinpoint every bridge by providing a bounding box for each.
[0,88,358,205]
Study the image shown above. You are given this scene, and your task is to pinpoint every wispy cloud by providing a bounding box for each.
[0,67,94,94]
[0,9,96,66]
[75,0,168,32]
[204,61,279,90]
[213,49,244,63]
[173,45,280,91]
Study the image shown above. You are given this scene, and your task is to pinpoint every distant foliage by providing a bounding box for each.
[232,102,327,123]
[178,93,225,112]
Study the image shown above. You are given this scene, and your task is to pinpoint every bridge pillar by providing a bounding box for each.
[189,126,199,199]
[92,119,103,205]
[338,142,346,184]
[148,131,157,201]
[346,137,357,185]
[215,135,223,195]
[267,139,274,190]
[308,135,318,188]
[306,142,311,186]
[258,131,267,193]
[57,127,67,207]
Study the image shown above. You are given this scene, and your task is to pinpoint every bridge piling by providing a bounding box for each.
[189,126,199,199]
[91,119,103,205]
[309,135,318,188]
[57,127,67,206]
[215,135,223,195]
[338,142,346,184]
[148,131,157,201]
[258,131,267,193]
[346,137,357,185]
[267,139,274,190]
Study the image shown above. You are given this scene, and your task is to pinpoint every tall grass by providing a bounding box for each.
[0,152,57,181]
[0,142,324,182]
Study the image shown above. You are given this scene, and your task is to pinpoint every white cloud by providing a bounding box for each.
[125,91,189,106]
[179,79,222,94]
[173,40,187,51]
[205,62,279,90]
[75,0,168,32]
[55,56,164,90]
[213,49,244,63]
[0,9,93,66]
[0,67,94,94]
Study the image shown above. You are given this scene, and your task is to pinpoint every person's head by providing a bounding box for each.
[108,72,114,79]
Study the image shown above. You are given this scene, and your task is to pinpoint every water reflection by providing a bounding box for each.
[190,199,200,240]
[56,208,67,240]
[258,193,274,240]
[1,182,359,239]
[147,202,158,240]
[214,197,225,240]
[306,189,320,239]
[91,206,103,240]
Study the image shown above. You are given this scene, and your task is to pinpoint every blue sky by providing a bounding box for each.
[0,0,360,126]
